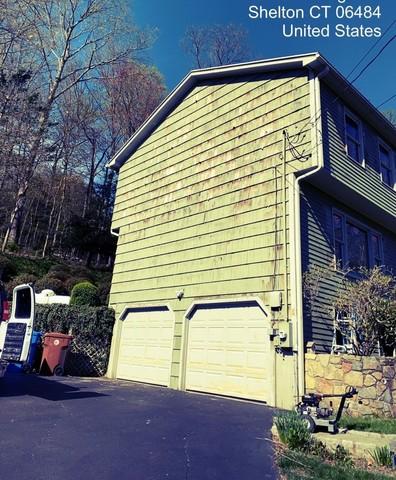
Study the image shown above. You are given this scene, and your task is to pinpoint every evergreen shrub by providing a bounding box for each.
[70,281,99,306]
[35,275,68,295]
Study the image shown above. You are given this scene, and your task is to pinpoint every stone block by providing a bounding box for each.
[359,386,377,400]
[344,354,357,363]
[363,375,376,387]
[383,366,395,378]
[329,356,341,364]
[326,365,344,381]
[362,357,379,370]
[342,361,353,374]
[377,383,387,397]
[372,371,383,381]
[311,363,325,378]
[305,353,316,360]
[333,383,348,395]
[305,363,314,376]
[316,378,333,395]
[356,405,375,416]
[306,375,316,390]
[352,360,362,370]
[381,388,392,404]
[344,371,364,388]
[318,355,330,368]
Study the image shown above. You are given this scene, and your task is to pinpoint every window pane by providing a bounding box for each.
[381,165,393,187]
[371,234,382,266]
[379,146,390,168]
[335,241,344,268]
[346,116,359,140]
[346,222,368,269]
[347,140,360,161]
[333,214,343,240]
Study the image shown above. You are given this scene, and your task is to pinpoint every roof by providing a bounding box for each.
[108,52,396,170]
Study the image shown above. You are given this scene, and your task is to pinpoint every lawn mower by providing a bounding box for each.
[296,386,358,434]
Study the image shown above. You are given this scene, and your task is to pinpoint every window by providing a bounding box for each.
[371,233,382,266]
[346,221,368,269]
[333,211,383,270]
[345,112,363,164]
[379,144,394,188]
[333,213,345,269]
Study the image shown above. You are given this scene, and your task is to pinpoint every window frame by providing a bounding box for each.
[344,108,364,166]
[332,209,383,271]
[378,139,395,190]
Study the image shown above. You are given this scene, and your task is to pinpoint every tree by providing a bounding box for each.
[1,0,153,251]
[101,60,166,141]
[334,267,396,356]
[382,109,396,127]
[181,24,252,69]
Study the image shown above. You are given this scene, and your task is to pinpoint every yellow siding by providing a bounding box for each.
[109,69,314,385]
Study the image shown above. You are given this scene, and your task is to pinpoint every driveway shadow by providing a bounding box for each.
[0,373,107,401]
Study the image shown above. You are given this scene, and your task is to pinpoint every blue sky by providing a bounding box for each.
[132,0,395,113]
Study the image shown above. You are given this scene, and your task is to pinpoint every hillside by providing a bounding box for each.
[0,253,112,306]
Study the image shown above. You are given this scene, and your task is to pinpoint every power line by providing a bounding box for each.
[288,29,396,160]
[291,21,396,151]
[346,19,396,78]
[377,93,396,109]
[350,34,396,84]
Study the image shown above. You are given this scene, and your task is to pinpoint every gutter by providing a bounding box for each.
[292,65,328,399]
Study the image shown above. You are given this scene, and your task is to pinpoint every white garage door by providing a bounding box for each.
[185,302,273,403]
[116,307,174,386]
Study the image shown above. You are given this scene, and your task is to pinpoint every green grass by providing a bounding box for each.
[340,416,396,435]
[278,449,394,480]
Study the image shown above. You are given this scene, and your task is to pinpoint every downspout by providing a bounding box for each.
[282,131,289,325]
[294,65,328,399]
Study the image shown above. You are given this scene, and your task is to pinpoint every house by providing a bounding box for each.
[106,53,396,409]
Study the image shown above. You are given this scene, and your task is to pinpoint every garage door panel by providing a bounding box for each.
[185,304,273,403]
[116,308,174,386]
[206,349,224,365]
[226,350,245,366]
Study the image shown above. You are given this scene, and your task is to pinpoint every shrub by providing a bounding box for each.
[274,412,311,451]
[0,255,17,281]
[34,304,115,342]
[48,264,71,275]
[35,275,68,295]
[369,446,392,467]
[5,274,38,299]
[70,281,99,307]
[70,266,94,281]
[34,304,115,375]
[332,444,353,467]
[7,242,19,253]
[334,267,396,355]
[47,268,72,283]
[97,281,111,306]
[64,276,90,293]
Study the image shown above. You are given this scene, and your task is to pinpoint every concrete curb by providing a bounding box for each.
[272,423,396,461]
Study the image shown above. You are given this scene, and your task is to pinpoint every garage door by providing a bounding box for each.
[185,302,273,403]
[116,306,174,386]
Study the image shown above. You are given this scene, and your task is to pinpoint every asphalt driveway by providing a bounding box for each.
[0,374,277,480]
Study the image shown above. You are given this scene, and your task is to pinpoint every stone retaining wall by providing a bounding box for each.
[305,354,396,417]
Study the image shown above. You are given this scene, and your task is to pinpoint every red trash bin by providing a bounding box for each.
[39,333,73,376]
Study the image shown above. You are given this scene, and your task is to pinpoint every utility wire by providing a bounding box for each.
[347,19,396,78]
[377,93,396,109]
[287,32,396,161]
[289,22,396,158]
[350,34,396,84]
